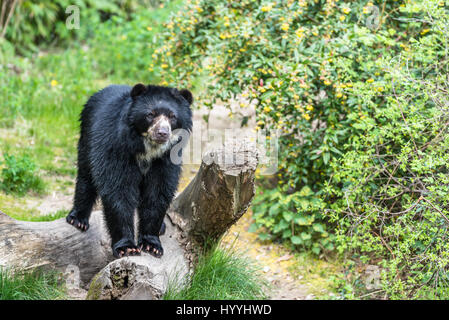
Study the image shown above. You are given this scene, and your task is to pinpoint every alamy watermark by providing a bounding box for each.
[169,121,280,175]
[65,5,80,30]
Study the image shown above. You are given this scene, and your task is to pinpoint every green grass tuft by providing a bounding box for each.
[164,244,268,300]
[0,268,66,300]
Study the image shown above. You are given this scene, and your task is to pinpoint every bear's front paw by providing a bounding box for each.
[139,235,164,258]
[112,238,141,258]
[66,210,90,232]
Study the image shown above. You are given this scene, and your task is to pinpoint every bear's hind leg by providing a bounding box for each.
[67,166,97,232]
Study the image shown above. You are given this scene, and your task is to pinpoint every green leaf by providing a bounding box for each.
[291,236,303,245]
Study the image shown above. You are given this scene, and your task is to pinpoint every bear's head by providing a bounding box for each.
[128,83,193,146]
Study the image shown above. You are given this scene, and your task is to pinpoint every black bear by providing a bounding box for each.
[66,83,193,258]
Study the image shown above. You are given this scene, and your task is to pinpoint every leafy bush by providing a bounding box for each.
[326,2,449,299]
[0,153,45,195]
[252,185,332,254]
[151,0,449,297]
[152,0,433,254]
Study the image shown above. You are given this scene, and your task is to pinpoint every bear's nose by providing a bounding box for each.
[155,127,169,140]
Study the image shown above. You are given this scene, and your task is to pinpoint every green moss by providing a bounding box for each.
[86,274,102,300]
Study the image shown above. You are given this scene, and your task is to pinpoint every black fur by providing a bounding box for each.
[66,84,193,258]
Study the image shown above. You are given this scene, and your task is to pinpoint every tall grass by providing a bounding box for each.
[0,268,66,300]
[164,244,268,300]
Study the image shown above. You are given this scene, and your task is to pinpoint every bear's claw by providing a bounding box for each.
[66,210,90,232]
[112,239,141,258]
[139,235,164,258]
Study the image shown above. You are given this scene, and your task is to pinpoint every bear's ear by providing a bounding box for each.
[179,89,193,105]
[130,83,147,99]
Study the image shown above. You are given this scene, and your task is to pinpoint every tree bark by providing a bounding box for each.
[0,140,258,300]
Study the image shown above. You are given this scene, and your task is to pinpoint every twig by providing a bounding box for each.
[420,196,449,225]
[357,289,385,299]
[372,230,395,259]
[0,0,17,39]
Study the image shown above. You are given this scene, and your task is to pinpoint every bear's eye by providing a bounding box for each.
[147,111,156,118]
[169,112,176,119]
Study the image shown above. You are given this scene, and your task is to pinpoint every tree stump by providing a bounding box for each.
[0,140,258,299]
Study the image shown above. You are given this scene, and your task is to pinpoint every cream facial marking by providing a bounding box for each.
[145,115,171,142]
[136,114,179,174]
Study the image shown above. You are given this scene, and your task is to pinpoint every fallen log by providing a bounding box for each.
[0,140,258,299]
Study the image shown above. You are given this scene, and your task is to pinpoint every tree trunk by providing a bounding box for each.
[0,140,258,300]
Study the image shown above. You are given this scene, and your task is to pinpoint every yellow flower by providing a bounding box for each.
[50,80,58,87]
[421,28,430,35]
[263,106,271,113]
[306,105,314,111]
[342,7,351,14]
[366,78,374,83]
[339,15,345,21]
[147,26,153,31]
[261,5,272,12]
[302,113,311,120]
[161,64,169,69]
[281,23,289,31]
[323,80,331,86]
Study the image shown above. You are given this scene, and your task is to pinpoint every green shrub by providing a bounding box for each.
[326,1,449,299]
[0,153,45,195]
[252,185,333,254]
[152,0,434,254]
[151,0,449,297]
